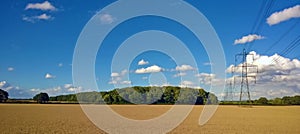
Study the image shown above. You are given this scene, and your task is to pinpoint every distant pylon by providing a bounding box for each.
[223,79,234,101]
[233,49,258,104]
[224,66,235,101]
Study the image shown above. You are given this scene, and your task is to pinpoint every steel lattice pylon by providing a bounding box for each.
[233,49,258,105]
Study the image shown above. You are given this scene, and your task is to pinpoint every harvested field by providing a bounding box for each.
[0,104,299,134]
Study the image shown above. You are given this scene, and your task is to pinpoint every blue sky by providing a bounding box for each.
[1,0,300,99]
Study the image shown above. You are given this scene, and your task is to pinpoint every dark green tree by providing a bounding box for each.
[270,97,282,105]
[48,86,219,105]
[0,89,9,102]
[163,88,176,104]
[282,96,292,105]
[293,95,300,105]
[282,95,300,105]
[206,93,219,104]
[257,97,268,105]
[33,92,49,103]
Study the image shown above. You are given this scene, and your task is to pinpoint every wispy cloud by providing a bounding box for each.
[109,80,132,85]
[0,81,31,99]
[7,67,14,72]
[173,72,186,77]
[267,5,300,26]
[195,73,217,85]
[109,69,131,85]
[203,62,213,66]
[58,63,63,67]
[25,1,56,11]
[179,80,201,88]
[99,13,115,24]
[120,81,132,85]
[23,13,53,23]
[175,64,195,71]
[0,81,88,98]
[234,34,264,45]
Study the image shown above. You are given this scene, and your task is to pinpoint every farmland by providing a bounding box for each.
[0,104,299,134]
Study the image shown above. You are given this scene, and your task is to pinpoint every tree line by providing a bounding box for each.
[221,95,300,105]
[2,87,300,105]
[49,86,218,105]
[255,96,300,105]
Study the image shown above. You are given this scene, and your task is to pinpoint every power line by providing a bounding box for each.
[253,0,274,34]
[242,0,267,50]
[281,37,300,56]
[249,0,268,34]
[264,20,300,54]
[270,34,300,65]
[247,0,275,51]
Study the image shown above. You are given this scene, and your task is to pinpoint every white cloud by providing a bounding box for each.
[234,34,264,45]
[64,84,73,89]
[230,51,300,74]
[100,13,115,24]
[22,16,35,23]
[63,84,81,92]
[173,72,187,77]
[138,59,149,65]
[0,81,92,98]
[142,76,148,80]
[149,82,172,87]
[108,80,118,85]
[45,73,55,79]
[203,62,213,66]
[226,64,235,73]
[181,80,194,85]
[120,81,132,85]
[23,14,53,23]
[30,88,40,92]
[111,72,120,77]
[179,80,195,87]
[108,80,131,85]
[58,63,63,67]
[228,51,300,99]
[121,69,128,75]
[7,67,14,71]
[0,81,32,98]
[175,64,195,71]
[25,1,56,11]
[0,81,10,89]
[37,13,52,20]
[135,65,163,74]
[31,84,87,96]
[195,73,219,85]
[109,69,131,85]
[267,5,300,25]
[195,73,216,78]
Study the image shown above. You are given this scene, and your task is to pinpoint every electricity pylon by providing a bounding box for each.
[224,79,234,101]
[224,66,235,102]
[233,49,258,104]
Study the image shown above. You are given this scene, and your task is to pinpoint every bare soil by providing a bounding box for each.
[0,104,299,134]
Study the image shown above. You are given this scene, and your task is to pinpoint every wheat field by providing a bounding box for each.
[0,104,299,134]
